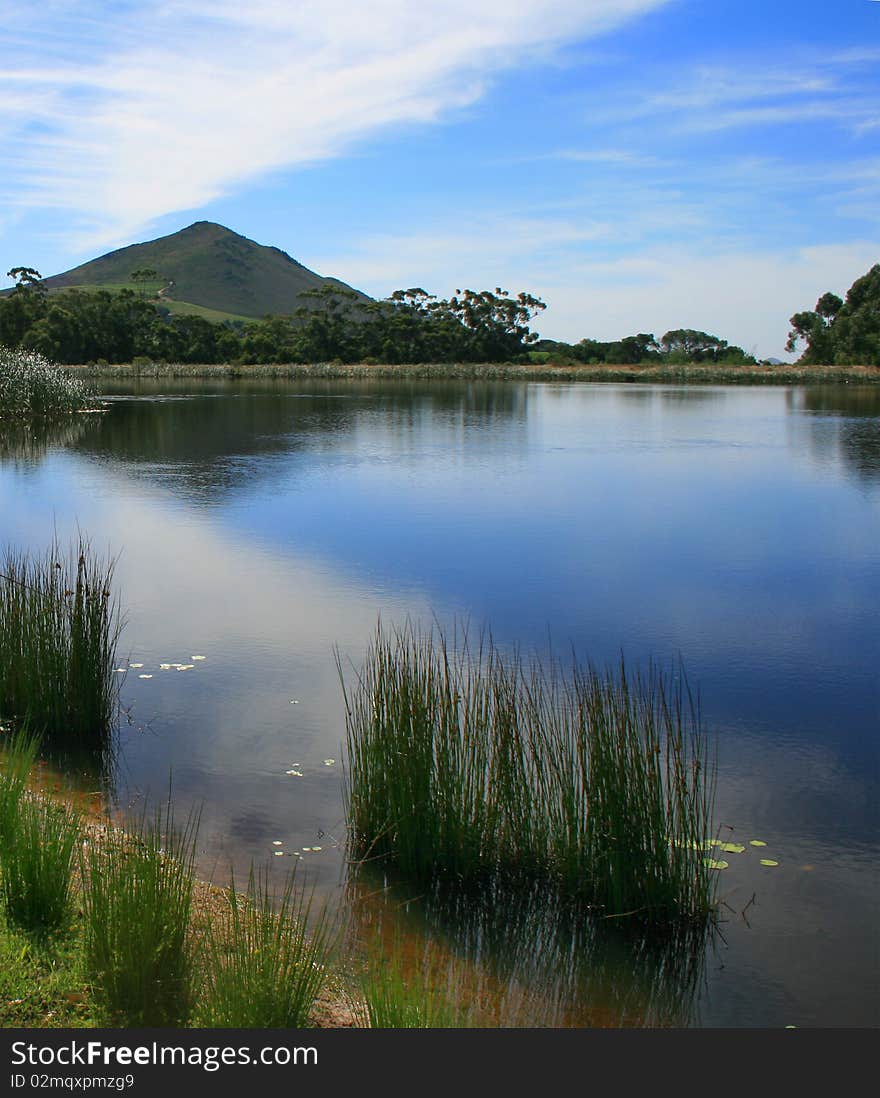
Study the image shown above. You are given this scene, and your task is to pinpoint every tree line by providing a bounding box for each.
[2,261,877,366]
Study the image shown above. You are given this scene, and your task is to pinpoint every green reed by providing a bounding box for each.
[81,805,199,1026]
[197,865,335,1028]
[0,727,40,848]
[341,624,716,930]
[0,538,122,745]
[352,947,474,1029]
[0,793,80,938]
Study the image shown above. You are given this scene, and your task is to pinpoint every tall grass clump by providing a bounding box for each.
[341,624,717,930]
[0,727,40,847]
[81,806,199,1026]
[197,865,335,1028]
[352,948,474,1029]
[0,538,122,745]
[0,794,80,937]
[0,346,93,418]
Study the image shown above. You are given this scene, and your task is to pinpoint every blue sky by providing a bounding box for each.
[1,0,878,358]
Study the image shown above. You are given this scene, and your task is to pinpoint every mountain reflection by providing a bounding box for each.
[66,379,529,502]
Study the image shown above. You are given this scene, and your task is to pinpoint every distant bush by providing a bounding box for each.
[0,346,92,418]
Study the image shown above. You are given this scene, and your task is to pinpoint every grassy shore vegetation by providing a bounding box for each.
[61,360,880,384]
[0,731,338,1028]
[341,624,717,932]
[351,946,475,1029]
[0,538,123,748]
[197,866,335,1028]
[81,805,204,1027]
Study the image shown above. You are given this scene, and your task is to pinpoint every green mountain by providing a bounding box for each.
[42,221,367,319]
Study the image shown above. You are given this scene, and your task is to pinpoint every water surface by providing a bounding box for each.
[2,379,877,1026]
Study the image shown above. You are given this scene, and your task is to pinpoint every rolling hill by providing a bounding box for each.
[41,221,368,320]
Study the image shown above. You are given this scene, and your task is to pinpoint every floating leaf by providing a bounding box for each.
[285,769,303,777]
[177,665,194,671]
[159,664,172,670]
[323,759,335,766]
[114,668,126,673]
[705,858,729,870]
[312,846,322,852]
[273,850,284,857]
[129,663,144,669]
[760,859,779,867]
[138,674,153,679]
[272,840,283,846]
[301,847,312,852]
[749,840,767,847]
[718,842,746,854]
[191,655,206,660]
[290,699,299,705]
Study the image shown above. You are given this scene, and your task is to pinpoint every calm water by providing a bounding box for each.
[1,379,877,1027]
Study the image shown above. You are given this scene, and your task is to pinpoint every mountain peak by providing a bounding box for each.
[43,223,366,319]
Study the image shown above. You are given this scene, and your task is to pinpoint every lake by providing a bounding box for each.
[1,378,877,1027]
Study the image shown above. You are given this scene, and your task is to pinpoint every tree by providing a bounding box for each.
[659,329,729,362]
[292,285,362,362]
[130,268,161,298]
[440,288,546,361]
[7,266,46,295]
[787,265,880,365]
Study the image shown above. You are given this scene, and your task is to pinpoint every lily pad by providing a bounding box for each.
[705,858,729,870]
[760,859,779,867]
[749,840,767,847]
[718,842,746,854]
[138,674,153,679]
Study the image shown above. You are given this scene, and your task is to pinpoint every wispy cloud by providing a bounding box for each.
[0,0,669,249]
[585,52,880,136]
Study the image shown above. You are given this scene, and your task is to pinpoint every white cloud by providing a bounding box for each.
[538,243,880,359]
[0,0,669,249]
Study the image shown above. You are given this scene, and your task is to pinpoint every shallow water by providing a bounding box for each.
[1,379,877,1027]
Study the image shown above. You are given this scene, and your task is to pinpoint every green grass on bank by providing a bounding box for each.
[0,921,98,1028]
[0,731,336,1030]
